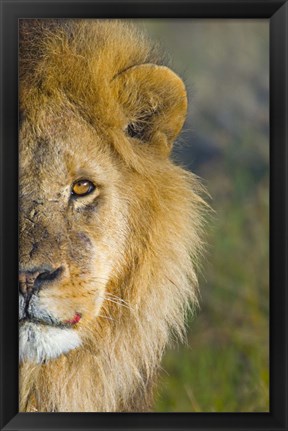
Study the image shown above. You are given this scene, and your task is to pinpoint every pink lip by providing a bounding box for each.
[64,313,81,325]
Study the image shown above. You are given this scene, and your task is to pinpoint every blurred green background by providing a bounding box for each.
[134,20,269,412]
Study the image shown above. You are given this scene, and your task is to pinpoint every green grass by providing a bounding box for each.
[154,172,269,412]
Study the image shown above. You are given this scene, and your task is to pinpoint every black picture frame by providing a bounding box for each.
[0,0,287,430]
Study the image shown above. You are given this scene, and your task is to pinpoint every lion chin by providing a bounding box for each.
[19,322,82,364]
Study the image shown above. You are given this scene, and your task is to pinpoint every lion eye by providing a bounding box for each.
[71,180,95,197]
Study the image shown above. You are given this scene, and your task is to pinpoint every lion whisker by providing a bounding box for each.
[97,314,116,322]
[104,292,130,307]
[98,295,133,312]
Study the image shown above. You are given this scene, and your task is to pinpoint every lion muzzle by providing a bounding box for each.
[19,266,63,296]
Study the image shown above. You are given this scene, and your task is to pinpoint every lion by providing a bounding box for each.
[19,19,206,412]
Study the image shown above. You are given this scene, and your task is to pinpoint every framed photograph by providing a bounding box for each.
[0,1,287,430]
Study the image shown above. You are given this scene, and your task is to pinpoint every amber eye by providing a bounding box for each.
[71,180,95,197]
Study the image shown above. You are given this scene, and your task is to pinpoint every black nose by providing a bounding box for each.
[19,266,63,295]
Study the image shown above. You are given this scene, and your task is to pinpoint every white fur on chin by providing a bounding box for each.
[19,322,82,363]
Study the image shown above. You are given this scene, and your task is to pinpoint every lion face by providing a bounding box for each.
[19,17,189,367]
[19,107,129,363]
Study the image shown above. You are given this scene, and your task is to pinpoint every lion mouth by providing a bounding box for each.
[19,286,82,329]
[19,313,82,329]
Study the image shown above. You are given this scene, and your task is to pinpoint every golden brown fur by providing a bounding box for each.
[19,19,206,412]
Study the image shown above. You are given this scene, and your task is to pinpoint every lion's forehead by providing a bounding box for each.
[22,118,93,157]
[19,116,117,198]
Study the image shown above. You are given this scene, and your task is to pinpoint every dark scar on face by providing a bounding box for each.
[77,232,93,247]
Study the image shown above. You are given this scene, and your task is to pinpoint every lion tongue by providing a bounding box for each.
[65,313,81,325]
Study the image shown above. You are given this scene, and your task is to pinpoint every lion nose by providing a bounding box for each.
[19,266,63,295]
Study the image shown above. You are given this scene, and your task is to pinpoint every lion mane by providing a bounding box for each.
[19,19,206,412]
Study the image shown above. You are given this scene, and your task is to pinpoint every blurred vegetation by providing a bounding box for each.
[135,20,269,412]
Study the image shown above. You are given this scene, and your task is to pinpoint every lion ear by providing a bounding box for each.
[112,64,187,156]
